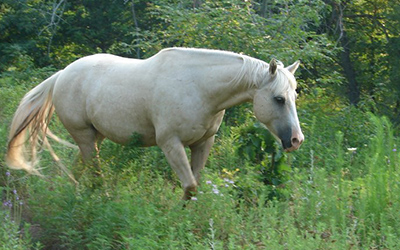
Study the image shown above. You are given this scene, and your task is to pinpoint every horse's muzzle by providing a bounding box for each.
[282,130,304,152]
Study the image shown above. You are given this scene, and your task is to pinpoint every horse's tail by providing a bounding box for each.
[6,71,61,176]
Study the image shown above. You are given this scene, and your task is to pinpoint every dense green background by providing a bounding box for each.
[1,0,400,249]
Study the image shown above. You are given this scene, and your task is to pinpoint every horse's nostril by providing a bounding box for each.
[289,132,304,151]
[292,137,303,148]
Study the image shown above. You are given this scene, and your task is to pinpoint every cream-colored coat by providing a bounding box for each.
[6,48,303,199]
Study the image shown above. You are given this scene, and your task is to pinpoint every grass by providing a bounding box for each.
[1,71,400,249]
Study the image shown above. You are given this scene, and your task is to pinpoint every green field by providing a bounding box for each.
[1,69,400,249]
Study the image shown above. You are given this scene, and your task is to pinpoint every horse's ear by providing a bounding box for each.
[286,60,300,74]
[269,58,278,75]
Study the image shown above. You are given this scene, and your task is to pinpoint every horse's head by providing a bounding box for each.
[253,59,304,152]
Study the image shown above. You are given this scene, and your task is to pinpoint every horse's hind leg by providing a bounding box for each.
[68,126,104,172]
[190,135,215,183]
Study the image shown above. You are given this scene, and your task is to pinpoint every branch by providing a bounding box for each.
[344,14,390,42]
[344,14,384,19]
[130,0,141,59]
[38,0,67,57]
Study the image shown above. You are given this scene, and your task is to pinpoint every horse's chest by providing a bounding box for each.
[180,110,225,146]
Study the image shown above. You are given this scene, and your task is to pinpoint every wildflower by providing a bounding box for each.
[225,184,229,187]
[13,190,17,195]
[3,200,12,208]
[224,178,235,185]
[206,180,212,185]
[6,171,10,177]
[212,188,220,195]
[347,148,357,152]
[191,197,198,201]
[393,148,397,152]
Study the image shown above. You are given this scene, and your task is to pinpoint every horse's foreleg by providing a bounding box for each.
[190,135,215,183]
[159,137,197,200]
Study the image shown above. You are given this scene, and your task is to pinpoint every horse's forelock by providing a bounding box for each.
[230,55,297,95]
[268,67,297,96]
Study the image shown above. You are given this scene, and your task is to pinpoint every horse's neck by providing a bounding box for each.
[153,49,263,112]
[205,57,264,111]
[212,82,256,111]
[204,69,258,112]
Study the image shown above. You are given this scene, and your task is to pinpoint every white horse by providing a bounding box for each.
[6,48,304,199]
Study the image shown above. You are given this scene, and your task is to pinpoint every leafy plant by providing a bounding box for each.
[235,121,290,192]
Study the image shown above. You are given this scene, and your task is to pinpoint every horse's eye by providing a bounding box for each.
[275,96,285,105]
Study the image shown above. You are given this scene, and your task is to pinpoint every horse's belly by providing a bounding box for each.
[164,110,225,146]
[88,103,156,146]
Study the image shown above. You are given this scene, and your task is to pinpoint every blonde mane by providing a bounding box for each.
[159,48,296,95]
[232,55,297,95]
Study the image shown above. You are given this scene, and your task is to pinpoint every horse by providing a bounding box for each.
[6,47,304,200]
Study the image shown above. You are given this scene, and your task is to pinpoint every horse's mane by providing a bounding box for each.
[232,55,297,95]
[159,48,296,94]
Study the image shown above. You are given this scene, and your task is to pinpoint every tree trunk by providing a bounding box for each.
[340,29,360,105]
[131,0,141,59]
[326,0,360,106]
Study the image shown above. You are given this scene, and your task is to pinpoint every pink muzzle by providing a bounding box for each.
[284,130,304,152]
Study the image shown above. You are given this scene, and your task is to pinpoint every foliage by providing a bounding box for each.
[317,0,400,113]
[0,170,42,249]
[0,211,41,250]
[235,121,291,197]
[148,0,338,84]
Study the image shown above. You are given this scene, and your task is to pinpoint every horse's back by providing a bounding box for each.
[52,54,156,145]
[51,49,238,146]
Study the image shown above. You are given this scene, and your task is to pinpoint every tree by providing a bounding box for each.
[0,0,44,70]
[321,0,400,112]
[0,0,151,68]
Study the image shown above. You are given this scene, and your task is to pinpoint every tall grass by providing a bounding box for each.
[1,71,400,249]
